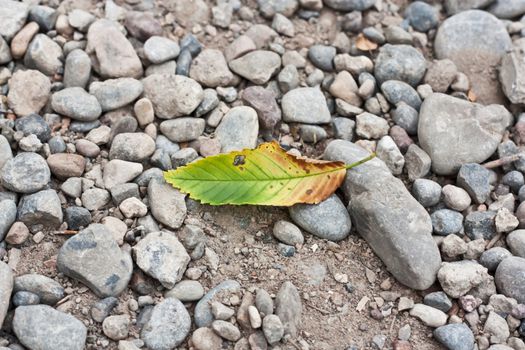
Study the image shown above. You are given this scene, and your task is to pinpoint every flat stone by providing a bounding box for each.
[148,179,187,229]
[190,49,233,87]
[13,305,86,350]
[86,19,143,78]
[323,0,375,11]
[165,280,205,302]
[109,133,155,162]
[141,298,191,350]
[409,304,447,327]
[7,69,51,117]
[289,194,351,241]
[215,106,259,152]
[434,10,511,104]
[0,261,13,329]
[273,220,304,246]
[281,87,331,124]
[160,118,206,143]
[194,280,241,327]
[103,159,143,190]
[275,281,302,337]
[51,87,102,122]
[57,224,133,297]
[14,274,64,305]
[418,93,511,175]
[229,50,281,84]
[89,78,143,112]
[144,36,180,64]
[142,74,203,119]
[47,153,85,178]
[324,140,441,290]
[133,231,190,289]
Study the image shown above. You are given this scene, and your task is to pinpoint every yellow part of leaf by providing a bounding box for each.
[164,141,374,206]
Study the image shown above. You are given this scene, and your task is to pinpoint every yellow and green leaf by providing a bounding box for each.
[164,141,375,206]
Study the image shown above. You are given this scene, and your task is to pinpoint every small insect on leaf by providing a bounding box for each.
[164,141,375,206]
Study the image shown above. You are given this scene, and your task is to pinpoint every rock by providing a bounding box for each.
[91,297,118,322]
[0,262,13,329]
[13,305,87,350]
[465,211,497,240]
[142,74,203,119]
[103,159,143,190]
[442,185,471,211]
[5,221,29,245]
[119,197,147,218]
[57,224,133,297]
[273,220,304,246]
[124,11,162,41]
[500,39,525,104]
[308,45,335,71]
[424,59,458,93]
[444,0,494,14]
[457,163,491,204]
[141,298,192,350]
[281,87,331,124]
[0,135,12,171]
[275,281,301,338]
[441,234,468,258]
[272,13,294,36]
[424,291,452,313]
[412,179,441,207]
[81,188,111,211]
[0,200,16,241]
[12,291,39,306]
[262,315,284,344]
[480,247,512,272]
[47,153,85,178]
[192,327,222,350]
[409,304,447,327]
[404,1,439,32]
[324,140,441,290]
[0,0,29,41]
[434,324,475,350]
[211,320,241,341]
[160,118,205,143]
[133,231,190,289]
[86,19,143,78]
[489,0,525,18]
[437,261,487,298]
[257,0,298,17]
[17,189,63,227]
[392,103,418,135]
[323,0,375,11]
[242,86,281,130]
[165,280,205,302]
[356,113,389,140]
[144,36,180,64]
[484,311,510,343]
[51,87,102,122]
[109,133,155,162]
[229,50,280,85]
[225,35,257,62]
[14,114,51,142]
[165,0,210,28]
[68,9,95,31]
[190,49,233,87]
[7,69,51,117]
[431,209,463,236]
[507,230,525,257]
[89,78,143,112]
[289,194,351,241]
[64,49,91,88]
[381,80,422,110]
[24,34,63,76]
[434,10,511,104]
[418,94,511,175]
[194,280,241,327]
[65,206,91,230]
[103,315,130,340]
[148,180,187,229]
[375,45,426,86]
[495,257,525,303]
[216,106,259,152]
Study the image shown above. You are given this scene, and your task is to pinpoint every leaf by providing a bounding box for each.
[356,33,378,51]
[164,141,375,206]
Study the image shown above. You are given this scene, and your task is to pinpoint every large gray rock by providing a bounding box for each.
[495,256,525,303]
[0,0,29,41]
[434,10,511,104]
[89,78,143,111]
[281,87,331,124]
[0,200,16,241]
[1,152,50,193]
[289,194,351,241]
[194,280,241,327]
[324,140,441,290]
[500,39,525,104]
[86,19,143,78]
[17,189,63,228]
[13,305,86,350]
[418,93,511,175]
[229,50,281,84]
[141,298,191,350]
[215,106,259,152]
[133,231,190,289]
[57,224,133,297]
[148,179,187,229]
[142,74,203,119]
[0,262,13,329]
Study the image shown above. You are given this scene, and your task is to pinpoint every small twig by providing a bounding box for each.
[389,315,397,334]
[288,340,302,350]
[306,302,331,315]
[486,232,503,250]
[53,230,78,235]
[482,154,521,169]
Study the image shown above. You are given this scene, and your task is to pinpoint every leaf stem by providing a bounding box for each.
[344,153,376,170]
